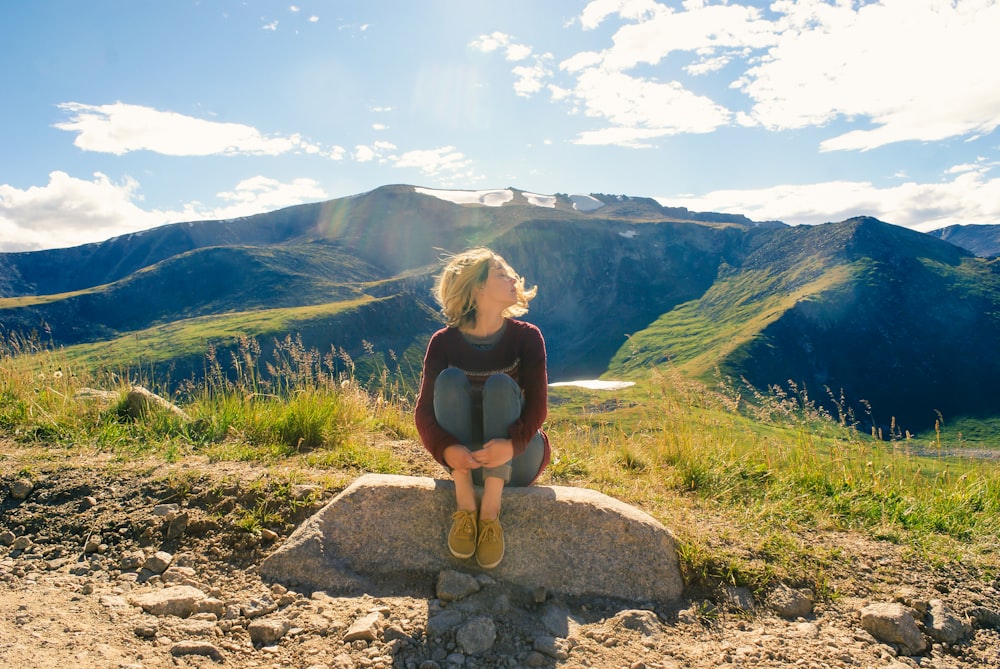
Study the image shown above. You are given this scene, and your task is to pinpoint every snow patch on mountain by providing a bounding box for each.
[523,192,556,208]
[414,187,513,206]
[413,186,606,212]
[570,194,604,212]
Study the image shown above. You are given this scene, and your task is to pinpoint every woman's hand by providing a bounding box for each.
[472,438,514,469]
[443,444,481,472]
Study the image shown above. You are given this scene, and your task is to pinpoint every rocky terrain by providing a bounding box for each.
[2,446,999,669]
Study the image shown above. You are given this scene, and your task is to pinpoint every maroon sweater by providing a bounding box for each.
[415,318,550,479]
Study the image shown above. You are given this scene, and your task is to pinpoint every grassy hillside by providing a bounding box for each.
[609,218,1000,434]
[49,293,438,392]
[0,242,385,346]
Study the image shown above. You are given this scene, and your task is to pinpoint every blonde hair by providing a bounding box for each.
[433,247,536,329]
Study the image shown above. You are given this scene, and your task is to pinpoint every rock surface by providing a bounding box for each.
[260,473,684,603]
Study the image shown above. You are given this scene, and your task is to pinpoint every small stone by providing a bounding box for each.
[9,479,34,500]
[241,593,278,619]
[456,616,496,655]
[165,512,189,540]
[0,530,15,546]
[129,585,209,618]
[768,583,814,619]
[860,602,927,656]
[134,622,158,639]
[142,551,173,574]
[609,609,662,636]
[524,651,549,667]
[120,550,145,570]
[925,599,972,644]
[153,504,180,517]
[170,641,223,662]
[248,617,291,646]
[344,611,382,643]
[533,635,571,660]
[427,609,465,638]
[436,570,481,602]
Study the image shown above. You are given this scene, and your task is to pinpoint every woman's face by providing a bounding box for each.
[475,260,518,311]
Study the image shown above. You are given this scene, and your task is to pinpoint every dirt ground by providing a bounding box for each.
[2,442,999,669]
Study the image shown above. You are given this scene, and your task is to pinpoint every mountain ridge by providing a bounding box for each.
[2,184,998,434]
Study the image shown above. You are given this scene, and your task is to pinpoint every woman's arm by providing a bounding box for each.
[508,323,548,455]
[414,331,462,467]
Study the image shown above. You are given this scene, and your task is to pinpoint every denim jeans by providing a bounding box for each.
[433,367,545,487]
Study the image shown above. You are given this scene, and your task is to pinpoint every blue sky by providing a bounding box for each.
[2,0,999,251]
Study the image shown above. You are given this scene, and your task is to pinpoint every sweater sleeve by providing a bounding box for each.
[507,323,548,456]
[414,330,461,467]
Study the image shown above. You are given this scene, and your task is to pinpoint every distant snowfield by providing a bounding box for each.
[569,194,604,212]
[414,186,604,213]
[549,380,635,390]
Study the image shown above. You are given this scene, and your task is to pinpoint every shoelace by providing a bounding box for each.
[478,521,500,544]
[453,512,476,538]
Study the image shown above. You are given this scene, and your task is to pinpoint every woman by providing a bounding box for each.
[415,247,550,569]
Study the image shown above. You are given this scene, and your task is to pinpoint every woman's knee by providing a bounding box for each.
[482,373,522,413]
[483,373,519,397]
[434,367,470,403]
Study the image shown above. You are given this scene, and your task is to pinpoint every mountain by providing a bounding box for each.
[2,185,999,434]
[613,217,1000,430]
[927,223,1000,258]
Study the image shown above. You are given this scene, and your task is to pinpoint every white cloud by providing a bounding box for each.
[470,31,512,53]
[580,0,660,30]
[492,1,1000,151]
[389,146,472,176]
[353,141,396,163]
[505,43,533,62]
[215,176,326,211]
[469,32,533,62]
[0,171,329,252]
[736,0,1000,149]
[659,165,1000,232]
[513,59,552,97]
[573,126,672,149]
[0,171,167,251]
[54,102,329,157]
[594,3,773,72]
[570,68,731,139]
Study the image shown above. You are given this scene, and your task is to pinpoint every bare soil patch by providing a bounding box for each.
[2,443,998,669]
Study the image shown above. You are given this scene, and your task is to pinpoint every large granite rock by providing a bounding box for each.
[259,474,682,603]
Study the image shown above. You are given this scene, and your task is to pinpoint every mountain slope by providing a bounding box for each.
[612,217,1000,430]
[0,186,755,380]
[928,223,1000,258]
[0,242,383,345]
[3,187,999,434]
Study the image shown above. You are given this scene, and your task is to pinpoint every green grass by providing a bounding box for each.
[57,296,376,370]
[3,332,1000,598]
[610,264,854,378]
[547,366,1000,591]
